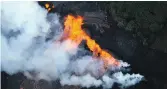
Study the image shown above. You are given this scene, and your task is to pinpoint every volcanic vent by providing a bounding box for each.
[1,1,144,89]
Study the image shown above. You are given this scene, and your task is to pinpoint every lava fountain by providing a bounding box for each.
[60,15,120,69]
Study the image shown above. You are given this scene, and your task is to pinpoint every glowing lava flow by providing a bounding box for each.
[61,15,120,69]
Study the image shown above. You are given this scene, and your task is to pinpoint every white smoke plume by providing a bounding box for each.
[1,1,144,89]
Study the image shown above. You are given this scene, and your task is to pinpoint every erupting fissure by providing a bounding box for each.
[60,15,120,69]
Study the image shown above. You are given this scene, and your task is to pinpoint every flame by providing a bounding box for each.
[61,15,120,69]
[45,3,49,9]
[45,3,54,12]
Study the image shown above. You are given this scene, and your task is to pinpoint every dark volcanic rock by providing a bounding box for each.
[151,27,167,53]
[1,72,9,89]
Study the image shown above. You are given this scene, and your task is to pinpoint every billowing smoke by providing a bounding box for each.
[1,1,143,89]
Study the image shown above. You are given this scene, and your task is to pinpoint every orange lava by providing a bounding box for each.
[61,15,120,68]
[45,3,54,12]
[45,3,49,9]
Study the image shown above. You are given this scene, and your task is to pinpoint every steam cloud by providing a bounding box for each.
[1,1,143,89]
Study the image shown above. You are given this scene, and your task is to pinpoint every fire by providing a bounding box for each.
[44,3,54,12]
[61,15,120,69]
[45,3,49,9]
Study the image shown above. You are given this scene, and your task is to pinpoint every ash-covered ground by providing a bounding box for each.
[1,1,167,89]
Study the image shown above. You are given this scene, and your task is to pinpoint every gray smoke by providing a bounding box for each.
[1,1,143,89]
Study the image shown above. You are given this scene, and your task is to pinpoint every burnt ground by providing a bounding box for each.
[1,1,167,89]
